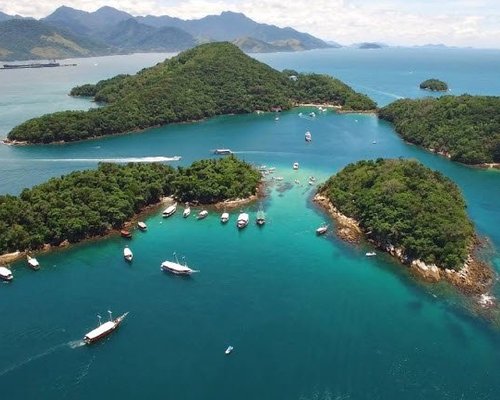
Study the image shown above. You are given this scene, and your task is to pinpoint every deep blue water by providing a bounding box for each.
[0,48,499,400]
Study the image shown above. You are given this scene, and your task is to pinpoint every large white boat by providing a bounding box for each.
[305,131,312,142]
[220,212,229,223]
[162,203,177,217]
[183,204,191,218]
[84,311,129,345]
[27,255,40,270]
[123,246,133,262]
[0,266,13,281]
[237,213,249,229]
[161,253,198,275]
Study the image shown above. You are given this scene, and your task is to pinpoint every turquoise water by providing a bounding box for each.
[0,48,499,399]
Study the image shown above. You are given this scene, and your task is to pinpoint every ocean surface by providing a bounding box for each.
[0,47,499,400]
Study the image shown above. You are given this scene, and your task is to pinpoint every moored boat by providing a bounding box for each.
[256,208,266,226]
[0,266,13,281]
[137,221,147,231]
[316,223,328,235]
[220,212,229,223]
[27,255,40,270]
[237,213,249,229]
[183,203,191,218]
[305,131,312,142]
[197,210,208,220]
[83,311,129,345]
[365,252,377,257]
[162,203,177,217]
[225,346,234,355]
[161,253,198,275]
[293,162,299,170]
[124,246,133,262]
[213,149,233,155]
[120,229,132,238]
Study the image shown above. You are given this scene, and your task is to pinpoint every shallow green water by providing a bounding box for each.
[0,48,499,399]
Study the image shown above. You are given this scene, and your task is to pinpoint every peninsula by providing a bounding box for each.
[6,42,376,145]
[315,159,494,297]
[379,95,500,165]
[419,78,448,91]
[0,156,260,257]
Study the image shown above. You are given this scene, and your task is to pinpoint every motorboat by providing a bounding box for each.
[305,131,312,142]
[0,266,13,281]
[316,224,328,235]
[309,111,316,117]
[161,253,198,275]
[225,346,234,355]
[293,162,299,170]
[220,212,229,223]
[183,204,191,218]
[237,213,249,229]
[27,255,40,270]
[137,221,147,231]
[365,252,377,257]
[84,311,128,345]
[213,149,233,155]
[256,208,266,226]
[162,203,177,217]
[197,210,208,220]
[124,246,133,262]
[120,229,132,238]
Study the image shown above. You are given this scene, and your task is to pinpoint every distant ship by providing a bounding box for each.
[213,149,233,155]
[1,60,77,70]
[84,311,128,345]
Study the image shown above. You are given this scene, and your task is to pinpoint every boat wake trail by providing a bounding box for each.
[356,85,404,100]
[233,150,301,156]
[67,340,86,349]
[15,156,182,163]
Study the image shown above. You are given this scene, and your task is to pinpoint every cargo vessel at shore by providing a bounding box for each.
[84,311,129,345]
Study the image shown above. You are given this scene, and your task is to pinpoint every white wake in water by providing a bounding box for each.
[356,85,404,100]
[67,340,86,349]
[20,156,181,163]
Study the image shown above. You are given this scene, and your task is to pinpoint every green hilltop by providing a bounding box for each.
[7,42,376,144]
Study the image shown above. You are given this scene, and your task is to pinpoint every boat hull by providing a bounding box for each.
[0,274,13,282]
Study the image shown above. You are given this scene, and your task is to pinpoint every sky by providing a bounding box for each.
[2,0,500,48]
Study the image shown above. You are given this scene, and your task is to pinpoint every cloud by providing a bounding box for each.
[2,0,499,48]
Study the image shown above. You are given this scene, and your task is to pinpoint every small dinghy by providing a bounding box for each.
[316,223,328,235]
[225,346,234,355]
[365,252,376,257]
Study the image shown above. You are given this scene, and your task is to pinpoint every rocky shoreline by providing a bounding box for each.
[313,193,496,307]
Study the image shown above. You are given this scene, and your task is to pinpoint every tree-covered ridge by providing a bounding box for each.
[319,159,474,269]
[8,42,376,144]
[419,79,448,91]
[0,156,259,254]
[379,95,500,164]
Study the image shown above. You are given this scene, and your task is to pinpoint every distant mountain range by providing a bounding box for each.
[0,5,335,61]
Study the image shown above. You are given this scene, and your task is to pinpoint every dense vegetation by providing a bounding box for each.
[319,159,474,269]
[379,95,500,164]
[419,79,448,91]
[0,156,259,254]
[8,42,376,144]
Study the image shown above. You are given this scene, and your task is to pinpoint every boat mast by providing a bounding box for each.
[108,310,113,322]
[97,314,102,326]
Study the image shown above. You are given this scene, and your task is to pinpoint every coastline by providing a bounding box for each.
[313,193,496,306]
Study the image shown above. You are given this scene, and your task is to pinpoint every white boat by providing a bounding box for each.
[293,162,299,170]
[123,246,133,262]
[137,221,147,231]
[220,212,229,223]
[197,210,208,220]
[305,131,312,142]
[0,266,13,281]
[161,253,198,275]
[213,149,232,155]
[225,346,234,355]
[237,213,249,229]
[27,255,40,270]
[365,252,377,257]
[309,111,316,117]
[84,311,128,345]
[372,140,377,144]
[183,204,191,218]
[316,224,328,235]
[162,203,177,217]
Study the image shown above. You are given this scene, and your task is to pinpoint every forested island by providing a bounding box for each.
[419,79,448,91]
[0,156,260,255]
[6,42,376,144]
[315,159,493,295]
[379,95,500,165]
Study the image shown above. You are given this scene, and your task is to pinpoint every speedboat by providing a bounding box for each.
[161,253,198,275]
[316,224,328,235]
[162,203,177,217]
[124,246,133,262]
[183,204,191,218]
[197,210,208,220]
[84,311,128,345]
[293,162,299,170]
[27,255,40,270]
[237,213,249,229]
[220,212,229,223]
[305,131,312,142]
[0,266,13,281]
[365,252,377,257]
[213,149,232,155]
[225,346,234,355]
[137,221,147,231]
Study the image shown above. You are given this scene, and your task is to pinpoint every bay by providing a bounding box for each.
[0,47,499,400]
